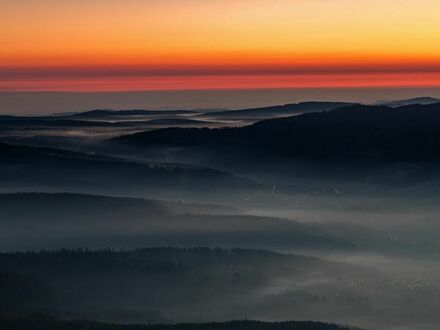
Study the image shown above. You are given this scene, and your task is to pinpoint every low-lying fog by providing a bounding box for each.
[2,104,440,330]
[1,190,440,330]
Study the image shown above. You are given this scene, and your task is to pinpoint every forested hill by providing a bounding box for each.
[115,102,440,162]
[0,316,357,330]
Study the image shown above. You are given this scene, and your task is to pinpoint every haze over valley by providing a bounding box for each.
[3,1,440,328]
[2,97,440,330]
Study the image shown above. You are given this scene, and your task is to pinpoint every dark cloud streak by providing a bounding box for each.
[2,63,440,80]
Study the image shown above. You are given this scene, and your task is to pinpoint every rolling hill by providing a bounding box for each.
[201,102,355,121]
[0,143,259,197]
[0,317,357,330]
[379,96,440,108]
[0,248,382,326]
[0,192,430,255]
[115,103,440,162]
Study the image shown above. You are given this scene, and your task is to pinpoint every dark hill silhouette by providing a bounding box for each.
[143,118,212,126]
[114,103,440,162]
[0,317,356,330]
[71,109,198,119]
[0,109,201,127]
[0,271,54,310]
[0,143,258,195]
[0,193,169,222]
[0,248,374,327]
[0,192,365,252]
[1,193,427,255]
[0,118,213,129]
[0,192,241,224]
[0,118,123,128]
[380,96,440,108]
[201,102,356,120]
[0,112,217,132]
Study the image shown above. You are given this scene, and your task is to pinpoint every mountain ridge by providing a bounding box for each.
[114,102,440,162]
[379,96,440,108]
[200,102,356,120]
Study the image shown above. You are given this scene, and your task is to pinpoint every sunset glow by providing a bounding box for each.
[2,0,440,91]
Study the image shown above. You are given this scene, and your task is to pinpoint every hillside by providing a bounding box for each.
[0,192,357,252]
[0,143,258,196]
[0,317,355,330]
[380,96,440,108]
[201,102,355,120]
[115,103,440,162]
[0,248,381,325]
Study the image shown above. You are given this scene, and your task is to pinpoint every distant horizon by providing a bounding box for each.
[2,87,440,115]
[2,1,440,92]
[3,2,440,330]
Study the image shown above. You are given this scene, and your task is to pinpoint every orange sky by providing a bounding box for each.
[2,0,440,91]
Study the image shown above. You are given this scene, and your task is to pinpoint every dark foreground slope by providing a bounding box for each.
[0,248,346,323]
[0,248,433,329]
[0,248,385,326]
[0,317,354,330]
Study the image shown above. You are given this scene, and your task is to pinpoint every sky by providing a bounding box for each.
[1,0,440,92]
